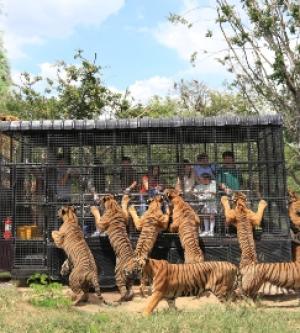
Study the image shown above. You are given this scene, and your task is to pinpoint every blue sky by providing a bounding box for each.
[2,0,231,103]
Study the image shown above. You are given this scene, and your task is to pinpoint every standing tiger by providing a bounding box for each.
[128,194,170,257]
[289,191,300,230]
[51,206,105,306]
[124,257,238,315]
[240,190,299,297]
[90,194,135,302]
[224,192,300,298]
[221,193,291,296]
[289,191,300,263]
[164,188,204,263]
[127,194,170,295]
[221,192,267,269]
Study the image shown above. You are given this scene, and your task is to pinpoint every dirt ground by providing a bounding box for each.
[1,282,298,314]
[63,286,300,314]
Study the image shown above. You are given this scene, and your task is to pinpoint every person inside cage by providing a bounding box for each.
[217,151,243,195]
[30,164,46,236]
[139,165,164,214]
[175,159,196,197]
[194,153,216,184]
[193,173,217,237]
[119,156,138,193]
[56,153,79,202]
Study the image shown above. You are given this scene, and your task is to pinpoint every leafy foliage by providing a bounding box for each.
[168,1,300,189]
[3,50,130,120]
[27,273,71,309]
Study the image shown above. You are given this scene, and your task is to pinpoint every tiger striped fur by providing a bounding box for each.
[129,194,170,257]
[222,193,299,297]
[164,188,204,263]
[90,194,135,302]
[221,193,267,269]
[240,261,300,298]
[127,194,170,296]
[289,191,300,228]
[52,206,105,305]
[256,191,300,296]
[125,257,238,315]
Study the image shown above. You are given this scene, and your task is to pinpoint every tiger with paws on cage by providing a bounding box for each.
[52,206,106,306]
[90,194,135,302]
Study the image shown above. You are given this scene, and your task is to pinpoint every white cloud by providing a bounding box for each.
[128,76,177,104]
[1,0,125,59]
[153,0,229,75]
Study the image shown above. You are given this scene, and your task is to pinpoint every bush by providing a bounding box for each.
[27,273,71,309]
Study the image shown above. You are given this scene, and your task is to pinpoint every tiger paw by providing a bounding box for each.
[221,196,229,205]
[259,200,268,208]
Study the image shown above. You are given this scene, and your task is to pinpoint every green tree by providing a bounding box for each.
[116,95,179,119]
[169,1,300,189]
[0,33,11,114]
[0,34,10,95]
[5,50,130,120]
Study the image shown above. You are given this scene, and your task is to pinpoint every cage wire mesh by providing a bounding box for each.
[0,116,292,281]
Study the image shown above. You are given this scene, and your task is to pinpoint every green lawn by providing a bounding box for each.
[0,285,300,333]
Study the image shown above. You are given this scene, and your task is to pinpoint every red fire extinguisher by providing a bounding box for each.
[3,217,12,240]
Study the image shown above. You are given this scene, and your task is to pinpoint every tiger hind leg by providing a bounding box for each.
[72,291,89,306]
[89,273,110,305]
[115,262,134,302]
[69,270,89,306]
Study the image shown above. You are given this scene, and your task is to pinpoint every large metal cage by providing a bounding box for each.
[0,115,292,286]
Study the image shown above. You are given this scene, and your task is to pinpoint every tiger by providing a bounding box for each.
[289,191,300,229]
[289,191,300,263]
[221,192,267,269]
[0,114,19,121]
[240,261,300,298]
[241,191,300,297]
[51,206,105,306]
[90,194,135,302]
[127,194,170,296]
[222,193,299,298]
[163,188,204,263]
[124,257,238,315]
[128,194,170,257]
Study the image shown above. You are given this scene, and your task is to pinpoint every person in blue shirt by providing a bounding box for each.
[194,153,216,184]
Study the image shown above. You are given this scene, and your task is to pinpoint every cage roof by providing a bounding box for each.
[0,114,282,132]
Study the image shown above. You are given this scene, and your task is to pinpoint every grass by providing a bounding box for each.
[0,286,300,333]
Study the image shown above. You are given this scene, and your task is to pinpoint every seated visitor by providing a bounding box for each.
[56,153,78,202]
[175,159,196,196]
[194,153,216,184]
[194,173,217,237]
[120,156,137,192]
[217,151,243,194]
[139,165,162,214]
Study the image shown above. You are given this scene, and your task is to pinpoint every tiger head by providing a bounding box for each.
[147,194,165,209]
[99,194,118,209]
[163,188,181,202]
[232,192,248,210]
[57,206,78,224]
[123,256,148,280]
[289,191,300,229]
